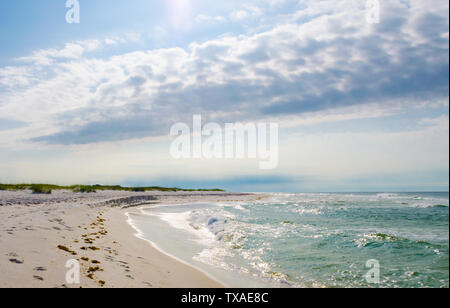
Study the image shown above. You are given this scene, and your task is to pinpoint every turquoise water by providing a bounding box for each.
[128,192,449,288]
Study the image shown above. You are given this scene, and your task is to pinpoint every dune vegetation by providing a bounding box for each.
[0,184,224,194]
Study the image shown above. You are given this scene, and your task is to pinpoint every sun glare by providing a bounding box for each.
[166,0,192,30]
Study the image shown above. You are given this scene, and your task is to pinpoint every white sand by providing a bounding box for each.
[0,190,264,288]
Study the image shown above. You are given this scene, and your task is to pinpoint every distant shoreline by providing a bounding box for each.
[0,183,225,194]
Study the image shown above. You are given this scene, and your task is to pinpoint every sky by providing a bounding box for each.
[0,0,448,192]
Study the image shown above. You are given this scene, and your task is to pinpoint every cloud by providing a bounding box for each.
[15,40,101,66]
[195,14,227,24]
[0,0,448,146]
[230,4,263,21]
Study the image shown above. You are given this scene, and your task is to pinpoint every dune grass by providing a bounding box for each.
[0,183,224,194]
[30,184,53,194]
[72,185,97,193]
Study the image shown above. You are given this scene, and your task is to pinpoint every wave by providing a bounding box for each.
[375,193,402,199]
[355,231,445,250]
[413,203,449,209]
[369,232,405,242]
[206,216,227,241]
[292,207,323,215]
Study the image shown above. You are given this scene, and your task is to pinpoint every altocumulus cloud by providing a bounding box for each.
[0,0,448,146]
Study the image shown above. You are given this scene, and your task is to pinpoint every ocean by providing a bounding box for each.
[127,192,449,288]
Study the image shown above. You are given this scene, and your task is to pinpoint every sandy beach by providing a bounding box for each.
[0,190,262,288]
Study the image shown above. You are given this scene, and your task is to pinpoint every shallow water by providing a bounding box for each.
[128,192,449,288]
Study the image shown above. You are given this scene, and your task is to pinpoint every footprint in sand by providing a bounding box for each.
[9,258,24,264]
[7,252,24,264]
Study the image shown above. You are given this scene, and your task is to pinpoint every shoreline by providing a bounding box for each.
[125,201,282,289]
[124,208,228,288]
[0,190,263,288]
